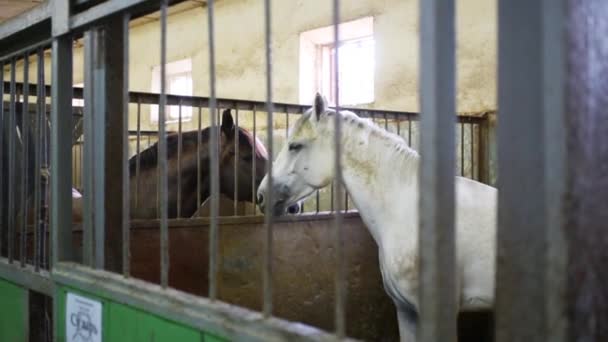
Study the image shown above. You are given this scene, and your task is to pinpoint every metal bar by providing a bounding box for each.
[177,100,183,218]
[418,0,457,341]
[0,258,53,296]
[69,0,149,32]
[251,107,257,216]
[233,106,239,216]
[0,2,51,42]
[121,12,131,277]
[8,58,16,263]
[40,59,49,270]
[470,122,475,179]
[0,61,4,258]
[159,0,169,289]
[196,105,202,209]
[82,30,95,267]
[316,191,319,213]
[20,53,30,267]
[383,112,388,130]
[396,113,401,135]
[262,0,274,317]
[460,122,464,176]
[53,262,355,342]
[407,115,412,146]
[135,97,141,209]
[496,1,547,340]
[33,48,43,271]
[543,2,566,340]
[50,35,74,266]
[91,28,107,270]
[332,0,346,336]
[207,0,220,300]
[51,0,70,37]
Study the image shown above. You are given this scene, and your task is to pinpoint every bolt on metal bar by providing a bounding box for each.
[177,100,183,218]
[135,97,141,209]
[332,0,346,336]
[159,0,170,289]
[418,0,457,340]
[233,106,239,216]
[122,12,131,277]
[207,0,220,300]
[20,53,30,268]
[82,30,95,267]
[8,58,16,264]
[262,0,274,318]
[50,35,75,267]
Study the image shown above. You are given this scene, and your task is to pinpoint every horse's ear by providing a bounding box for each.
[221,108,235,137]
[313,92,327,121]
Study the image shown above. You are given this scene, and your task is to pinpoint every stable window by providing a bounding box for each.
[299,17,375,106]
[150,58,193,123]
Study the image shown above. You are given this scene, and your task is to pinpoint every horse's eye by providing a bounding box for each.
[288,143,303,152]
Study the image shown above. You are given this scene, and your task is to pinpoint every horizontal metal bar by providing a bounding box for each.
[0,258,53,296]
[2,81,490,122]
[69,0,149,31]
[53,262,356,342]
[0,1,51,41]
[0,39,52,63]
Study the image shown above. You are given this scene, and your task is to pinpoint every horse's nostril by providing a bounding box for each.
[257,193,264,205]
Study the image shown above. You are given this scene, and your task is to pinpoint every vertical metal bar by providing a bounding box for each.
[460,122,464,176]
[233,106,239,216]
[122,12,131,277]
[0,62,4,258]
[82,31,95,267]
[263,0,274,317]
[396,113,401,135]
[207,0,220,299]
[8,58,16,263]
[543,1,566,340]
[51,35,74,266]
[20,54,30,267]
[407,115,412,146]
[418,0,457,341]
[496,1,549,340]
[383,112,388,130]
[315,190,319,213]
[33,49,43,271]
[92,28,106,270]
[177,100,183,218]
[159,0,170,289]
[251,107,257,216]
[196,105,202,209]
[135,97,141,209]
[332,0,346,336]
[470,122,475,179]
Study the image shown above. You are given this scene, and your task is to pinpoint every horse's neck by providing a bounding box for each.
[339,124,420,249]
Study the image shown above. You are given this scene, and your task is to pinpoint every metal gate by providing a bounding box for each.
[0,0,606,341]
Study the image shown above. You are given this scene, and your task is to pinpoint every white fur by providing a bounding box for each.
[258,97,496,341]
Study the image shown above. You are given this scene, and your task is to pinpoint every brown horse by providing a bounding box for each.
[128,108,299,219]
[70,108,298,220]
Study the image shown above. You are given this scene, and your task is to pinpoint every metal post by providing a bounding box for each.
[121,12,131,277]
[159,0,169,289]
[418,0,457,342]
[332,0,346,337]
[497,1,548,340]
[50,35,74,266]
[82,30,95,267]
[207,0,219,299]
[263,0,274,318]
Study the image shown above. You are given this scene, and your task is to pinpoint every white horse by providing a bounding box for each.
[256,94,497,341]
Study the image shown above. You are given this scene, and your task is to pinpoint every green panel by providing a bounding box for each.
[55,285,228,342]
[106,302,203,342]
[0,279,28,342]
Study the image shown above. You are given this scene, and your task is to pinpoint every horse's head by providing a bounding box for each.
[257,93,337,216]
[219,109,302,214]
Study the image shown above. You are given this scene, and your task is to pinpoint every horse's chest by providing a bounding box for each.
[379,248,419,309]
